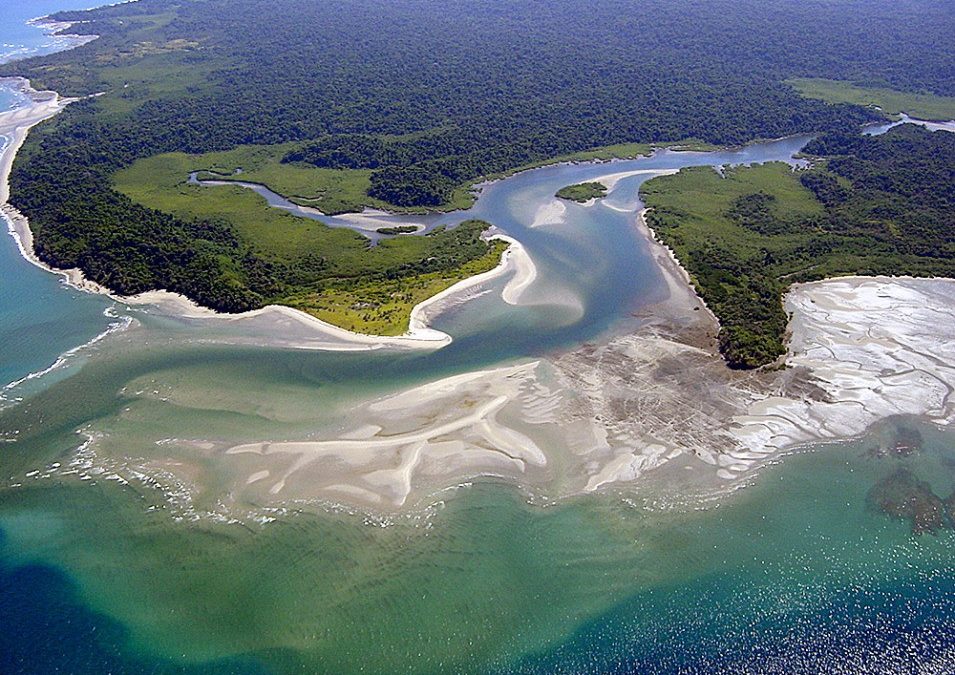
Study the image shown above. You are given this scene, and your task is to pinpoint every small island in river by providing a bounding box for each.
[2,1,955,672]
[555,181,608,203]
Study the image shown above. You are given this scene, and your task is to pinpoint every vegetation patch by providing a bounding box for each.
[3,0,947,327]
[555,182,608,203]
[641,125,955,369]
[376,226,419,235]
[788,79,955,122]
[281,240,508,335]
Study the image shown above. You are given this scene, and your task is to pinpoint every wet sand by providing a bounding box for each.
[72,201,955,514]
[0,85,537,351]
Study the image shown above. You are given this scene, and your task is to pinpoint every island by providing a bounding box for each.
[555,181,608,203]
[375,226,419,235]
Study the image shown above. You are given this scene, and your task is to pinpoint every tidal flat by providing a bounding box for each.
[2,16,955,671]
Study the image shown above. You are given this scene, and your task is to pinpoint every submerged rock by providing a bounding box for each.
[867,468,949,535]
[945,493,955,525]
[891,426,924,456]
[866,423,924,459]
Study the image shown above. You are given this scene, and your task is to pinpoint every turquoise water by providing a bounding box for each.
[1,4,955,673]
[1,417,953,673]
[0,0,116,396]
[0,1,97,64]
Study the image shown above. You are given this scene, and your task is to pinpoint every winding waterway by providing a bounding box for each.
[2,6,955,673]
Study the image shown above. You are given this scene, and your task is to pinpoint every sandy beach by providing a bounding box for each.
[6,73,955,515]
[0,81,107,294]
[0,83,538,352]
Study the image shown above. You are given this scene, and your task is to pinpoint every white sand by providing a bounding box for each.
[323,209,427,233]
[407,234,537,334]
[530,199,567,228]
[498,236,537,305]
[635,208,712,321]
[222,361,550,507]
[17,75,949,513]
[0,83,90,284]
[0,85,533,352]
[69,255,955,513]
[721,277,955,476]
[591,168,679,191]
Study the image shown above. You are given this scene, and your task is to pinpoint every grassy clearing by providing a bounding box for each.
[641,162,824,261]
[114,151,370,266]
[114,152,505,334]
[116,136,719,222]
[280,241,508,335]
[127,143,477,215]
[787,78,955,121]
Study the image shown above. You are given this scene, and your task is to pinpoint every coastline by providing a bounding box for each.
[3,67,954,514]
[0,80,94,287]
[0,81,537,352]
[633,207,717,342]
[26,16,99,54]
[122,231,534,351]
[96,272,955,515]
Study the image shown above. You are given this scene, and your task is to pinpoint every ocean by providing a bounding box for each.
[1,4,954,673]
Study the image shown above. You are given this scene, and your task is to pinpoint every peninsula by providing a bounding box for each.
[640,124,955,368]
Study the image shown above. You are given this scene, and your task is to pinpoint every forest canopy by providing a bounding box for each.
[3,0,953,320]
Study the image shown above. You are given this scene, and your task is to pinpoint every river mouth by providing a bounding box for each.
[6,118,955,516]
[3,5,955,672]
[0,132,824,512]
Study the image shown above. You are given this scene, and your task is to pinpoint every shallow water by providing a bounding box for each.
[0,1,118,402]
[0,1,96,65]
[2,5,955,673]
[2,417,954,673]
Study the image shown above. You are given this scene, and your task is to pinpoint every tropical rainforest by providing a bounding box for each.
[3,0,953,327]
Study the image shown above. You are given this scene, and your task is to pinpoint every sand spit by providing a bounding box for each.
[530,199,567,228]
[116,236,535,351]
[0,85,537,351]
[91,219,955,513]
[529,169,677,228]
[591,167,679,191]
[127,233,538,351]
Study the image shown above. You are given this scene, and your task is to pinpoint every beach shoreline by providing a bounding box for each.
[0,80,537,352]
[71,272,954,517]
[3,73,954,516]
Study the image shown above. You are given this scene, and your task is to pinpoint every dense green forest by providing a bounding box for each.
[641,125,955,368]
[556,183,608,203]
[3,0,952,317]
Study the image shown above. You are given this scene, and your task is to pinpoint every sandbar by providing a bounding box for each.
[0,81,537,352]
